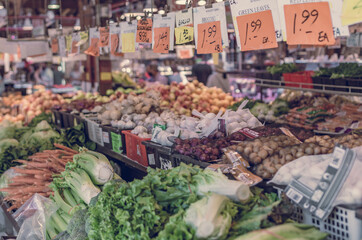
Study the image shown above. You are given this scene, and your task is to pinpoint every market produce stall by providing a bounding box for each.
[0,81,361,240]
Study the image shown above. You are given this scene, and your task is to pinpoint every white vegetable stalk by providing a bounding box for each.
[185,193,231,239]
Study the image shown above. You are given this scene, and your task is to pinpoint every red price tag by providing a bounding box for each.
[153,27,170,53]
[236,10,278,51]
[284,2,335,45]
[136,18,153,43]
[197,21,223,54]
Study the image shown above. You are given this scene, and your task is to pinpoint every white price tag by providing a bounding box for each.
[153,13,176,51]
[148,154,156,165]
[176,8,193,27]
[58,36,66,57]
[102,131,110,144]
[119,20,138,51]
[193,2,229,48]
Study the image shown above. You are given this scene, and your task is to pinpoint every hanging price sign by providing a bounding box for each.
[284,2,335,45]
[136,18,153,43]
[65,35,72,52]
[51,38,58,53]
[99,27,110,47]
[236,10,278,51]
[153,27,170,53]
[175,26,193,44]
[121,33,135,53]
[85,38,100,56]
[197,21,222,54]
[110,34,122,56]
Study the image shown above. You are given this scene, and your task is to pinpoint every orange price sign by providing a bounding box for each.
[197,21,222,54]
[284,2,335,46]
[110,34,122,56]
[236,10,278,52]
[136,18,153,43]
[99,27,110,47]
[51,38,58,53]
[85,38,100,57]
[153,27,170,54]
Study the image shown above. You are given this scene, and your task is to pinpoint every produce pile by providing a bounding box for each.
[158,81,235,115]
[47,164,327,240]
[1,90,64,123]
[0,144,78,211]
[46,149,116,239]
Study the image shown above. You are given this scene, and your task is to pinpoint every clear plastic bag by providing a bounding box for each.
[13,194,58,240]
[269,146,362,207]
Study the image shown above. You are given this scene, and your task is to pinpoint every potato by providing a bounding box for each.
[244,147,252,155]
[305,147,313,155]
[296,151,304,158]
[285,154,293,162]
[253,157,262,164]
[258,149,268,159]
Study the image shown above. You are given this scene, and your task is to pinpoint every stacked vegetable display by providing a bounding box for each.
[46,149,115,239]
[158,81,235,115]
[0,144,78,211]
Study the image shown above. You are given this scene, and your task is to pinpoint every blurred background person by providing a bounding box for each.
[168,65,182,84]
[207,62,230,93]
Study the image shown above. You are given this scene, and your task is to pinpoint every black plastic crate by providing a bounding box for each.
[143,141,176,169]
[52,110,63,127]
[60,111,70,129]
[171,154,210,168]
[101,125,128,155]
[347,77,362,93]
[68,113,83,128]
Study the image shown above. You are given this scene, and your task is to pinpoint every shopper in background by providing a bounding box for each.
[33,64,43,85]
[145,63,167,85]
[168,65,182,84]
[41,63,54,87]
[69,62,83,87]
[53,64,64,85]
[191,57,212,85]
[207,62,230,93]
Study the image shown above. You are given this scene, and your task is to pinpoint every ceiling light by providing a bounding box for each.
[215,0,223,2]
[136,15,141,20]
[175,0,187,5]
[48,0,60,10]
[0,2,4,10]
[198,0,206,6]
[158,8,165,14]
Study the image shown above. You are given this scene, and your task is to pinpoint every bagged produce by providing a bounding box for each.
[14,194,57,240]
[269,146,362,206]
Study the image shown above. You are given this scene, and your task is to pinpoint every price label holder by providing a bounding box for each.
[58,36,67,57]
[85,119,104,146]
[109,23,122,56]
[175,26,194,45]
[99,27,110,47]
[110,132,123,154]
[51,38,59,53]
[284,2,335,45]
[341,0,362,26]
[153,13,176,51]
[120,20,138,53]
[285,145,356,221]
[238,127,259,139]
[136,18,153,43]
[236,10,278,51]
[65,35,72,52]
[153,27,170,53]
[193,2,229,49]
[197,21,223,54]
[176,7,193,27]
[85,28,100,56]
[229,0,283,51]
[70,32,80,55]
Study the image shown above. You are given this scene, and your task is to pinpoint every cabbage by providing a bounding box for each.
[0,139,19,152]
[34,120,52,132]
